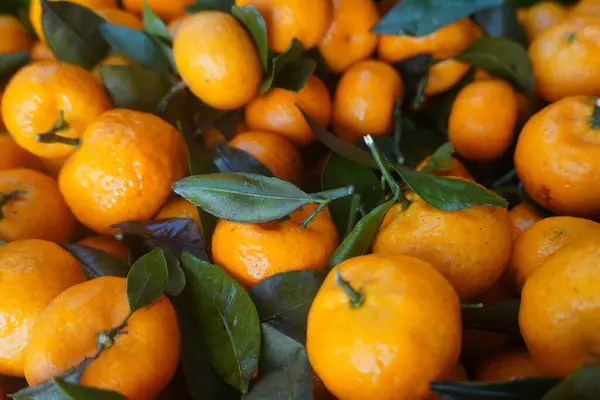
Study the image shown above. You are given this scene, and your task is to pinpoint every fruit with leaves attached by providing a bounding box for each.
[517,1,567,41]
[0,14,32,55]
[508,203,543,241]
[78,236,130,261]
[24,276,180,400]
[95,7,142,29]
[475,348,542,381]
[123,0,194,21]
[0,239,86,377]
[307,254,461,400]
[155,195,202,233]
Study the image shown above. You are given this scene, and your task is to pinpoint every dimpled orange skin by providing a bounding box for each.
[1,61,112,159]
[416,156,474,181]
[508,203,543,241]
[30,0,118,41]
[229,131,304,183]
[518,2,567,42]
[29,41,55,61]
[155,196,202,233]
[475,349,542,381]
[77,236,130,261]
[235,0,333,53]
[448,79,518,162]
[307,254,462,400]
[332,59,402,142]
[58,109,188,235]
[515,96,600,217]
[507,216,600,293]
[0,15,32,55]
[0,239,85,376]
[174,12,262,110]
[0,169,75,243]
[318,0,380,73]
[529,18,600,102]
[212,204,338,287]
[95,8,142,30]
[245,75,332,146]
[24,277,180,400]
[373,191,512,300]
[520,240,600,376]
[123,0,195,21]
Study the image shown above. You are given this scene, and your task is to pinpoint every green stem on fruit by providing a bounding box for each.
[335,269,365,309]
[301,202,327,229]
[35,110,79,146]
[590,98,600,129]
[0,191,24,220]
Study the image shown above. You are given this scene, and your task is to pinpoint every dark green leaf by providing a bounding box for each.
[99,65,171,112]
[271,57,317,93]
[53,379,128,400]
[126,248,169,313]
[329,199,396,268]
[243,324,312,400]
[473,0,528,46]
[10,360,91,400]
[393,53,434,104]
[543,365,600,400]
[41,0,109,69]
[463,299,521,336]
[186,0,235,13]
[142,0,171,42]
[62,244,129,279]
[0,51,29,87]
[172,173,316,223]
[0,0,30,14]
[231,6,268,71]
[212,143,274,177]
[431,378,560,400]
[419,142,455,173]
[180,253,261,394]
[98,23,171,76]
[250,271,325,343]
[456,37,534,93]
[393,164,508,210]
[260,38,305,93]
[372,0,503,36]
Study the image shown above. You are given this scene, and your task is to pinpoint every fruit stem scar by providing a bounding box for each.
[590,98,600,129]
[301,202,327,228]
[0,190,24,220]
[35,110,80,146]
[334,269,365,309]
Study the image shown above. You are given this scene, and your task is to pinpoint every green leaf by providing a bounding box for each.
[456,37,534,93]
[126,248,169,313]
[213,108,244,140]
[431,378,560,400]
[142,0,171,42]
[40,0,109,69]
[186,0,235,12]
[329,199,396,268]
[462,299,521,336]
[271,57,317,93]
[0,0,31,14]
[212,143,274,177]
[543,365,600,400]
[372,0,503,36]
[419,142,455,173]
[0,51,29,87]
[393,164,508,211]
[53,379,128,400]
[393,53,434,106]
[172,173,316,223]
[473,0,528,47]
[99,65,171,112]
[10,360,92,400]
[231,6,268,71]
[180,253,261,394]
[250,271,325,343]
[243,323,312,399]
[62,244,129,279]
[260,38,304,93]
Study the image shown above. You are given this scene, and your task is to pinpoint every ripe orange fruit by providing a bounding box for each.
[332,59,402,142]
[155,195,202,232]
[520,239,600,376]
[29,41,55,61]
[245,75,332,146]
[123,0,194,21]
[515,96,600,217]
[59,109,188,235]
[518,1,567,41]
[507,216,600,293]
[416,155,474,181]
[0,135,42,172]
[0,169,74,243]
[448,79,518,162]
[167,13,188,39]
[229,130,304,183]
[0,15,32,55]
[0,239,85,376]
[318,0,380,73]
[1,61,112,159]
[475,348,542,381]
[569,0,600,17]
[307,254,461,400]
[24,276,180,400]
[212,203,338,287]
[39,155,68,178]
[30,0,118,41]
[173,11,263,110]
[77,236,130,261]
[508,203,543,241]
[235,0,333,53]
[373,190,512,300]
[529,17,600,102]
[378,19,479,96]
[95,8,142,30]
[201,119,247,149]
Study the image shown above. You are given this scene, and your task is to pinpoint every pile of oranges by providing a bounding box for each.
[1,0,600,399]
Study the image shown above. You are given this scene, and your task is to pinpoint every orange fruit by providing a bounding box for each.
[235,0,333,53]
[24,276,180,400]
[514,96,600,217]
[0,169,74,243]
[228,130,304,183]
[212,203,338,287]
[58,109,188,235]
[416,155,474,181]
[1,61,112,159]
[429,363,468,400]
[373,190,512,300]
[0,239,85,376]
[332,59,402,142]
[77,236,130,261]
[569,0,600,17]
[29,41,55,61]
[39,155,68,178]
[307,254,461,400]
[95,8,142,30]
[92,54,136,80]
[520,239,600,376]
[507,216,600,293]
[0,15,32,55]
[378,19,479,96]
[245,75,332,146]
[201,119,247,149]
[155,195,202,232]
[518,1,568,41]
[122,0,194,21]
[167,13,188,39]
[475,348,542,381]
[0,135,43,172]
[529,17,600,102]
[318,0,380,73]
[508,203,543,241]
[448,79,518,162]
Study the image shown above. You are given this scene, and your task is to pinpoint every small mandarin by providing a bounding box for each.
[508,203,543,241]
[29,41,55,61]
[0,15,32,55]
[95,8,142,30]
[519,1,568,41]
[201,119,247,149]
[155,196,202,233]
[77,236,129,261]
[39,156,68,179]
[475,348,542,381]
[0,135,43,172]
[122,0,194,20]
[569,0,600,17]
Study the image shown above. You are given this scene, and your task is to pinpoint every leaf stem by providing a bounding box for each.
[312,185,354,203]
[392,102,404,164]
[590,98,600,129]
[344,193,362,238]
[301,202,327,228]
[334,269,364,309]
[0,191,24,220]
[155,80,188,115]
[35,110,78,146]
